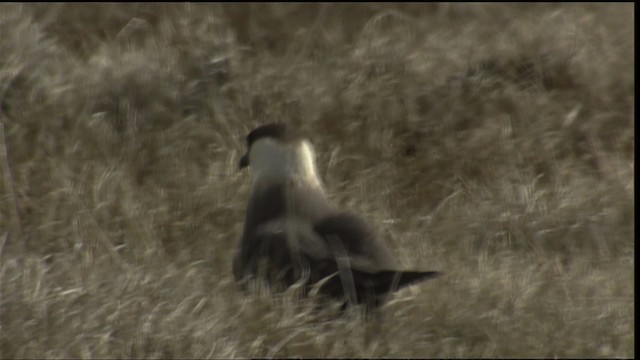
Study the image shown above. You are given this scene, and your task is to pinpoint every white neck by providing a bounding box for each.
[249,138,324,190]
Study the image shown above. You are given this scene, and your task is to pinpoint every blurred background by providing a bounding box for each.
[0,3,634,358]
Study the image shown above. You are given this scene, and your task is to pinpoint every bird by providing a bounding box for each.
[233,123,441,310]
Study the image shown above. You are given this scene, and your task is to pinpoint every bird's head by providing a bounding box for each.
[240,123,323,189]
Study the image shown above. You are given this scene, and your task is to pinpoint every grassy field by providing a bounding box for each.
[0,3,634,358]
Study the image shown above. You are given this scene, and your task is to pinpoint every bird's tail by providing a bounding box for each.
[352,269,443,295]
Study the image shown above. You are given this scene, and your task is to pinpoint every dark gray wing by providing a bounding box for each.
[313,212,399,272]
[314,212,442,300]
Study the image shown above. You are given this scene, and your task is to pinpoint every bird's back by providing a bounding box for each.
[233,179,334,282]
[233,178,438,306]
[233,123,442,310]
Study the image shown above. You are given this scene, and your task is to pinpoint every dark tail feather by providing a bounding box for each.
[353,270,443,295]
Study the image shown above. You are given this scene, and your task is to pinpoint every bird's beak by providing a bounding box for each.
[239,152,249,169]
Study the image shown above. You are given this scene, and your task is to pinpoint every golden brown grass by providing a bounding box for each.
[0,3,634,358]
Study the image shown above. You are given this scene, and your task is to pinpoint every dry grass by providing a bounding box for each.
[0,3,634,358]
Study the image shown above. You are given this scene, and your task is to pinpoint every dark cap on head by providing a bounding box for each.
[246,123,298,147]
[239,123,299,169]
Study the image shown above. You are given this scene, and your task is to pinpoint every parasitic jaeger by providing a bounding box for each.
[233,123,441,309]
